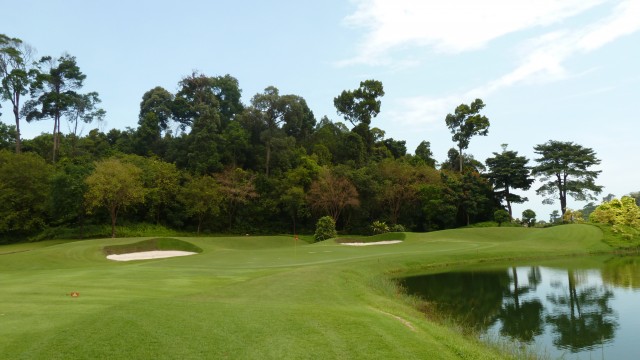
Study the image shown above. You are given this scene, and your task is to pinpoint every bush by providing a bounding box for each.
[371,220,390,234]
[494,210,510,227]
[314,216,337,242]
[390,224,406,232]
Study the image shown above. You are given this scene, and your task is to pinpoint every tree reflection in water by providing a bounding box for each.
[400,265,621,354]
[545,269,617,352]
[497,267,544,342]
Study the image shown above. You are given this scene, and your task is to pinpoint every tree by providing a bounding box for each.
[66,92,105,154]
[333,79,384,127]
[532,140,602,216]
[549,210,561,224]
[485,145,534,218]
[84,158,145,238]
[135,86,174,155]
[377,159,427,225]
[248,87,315,176]
[444,99,490,172]
[214,167,258,229]
[0,121,17,150]
[522,209,536,227]
[0,150,52,235]
[24,54,103,163]
[307,168,360,224]
[440,148,485,173]
[0,34,36,153]
[414,140,437,167]
[129,156,181,225]
[494,209,510,226]
[49,160,93,237]
[179,175,221,234]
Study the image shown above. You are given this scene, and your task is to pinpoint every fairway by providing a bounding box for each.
[0,225,611,359]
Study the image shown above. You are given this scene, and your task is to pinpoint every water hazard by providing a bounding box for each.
[399,256,640,359]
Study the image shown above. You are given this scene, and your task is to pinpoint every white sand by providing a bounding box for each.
[107,250,197,261]
[340,240,402,246]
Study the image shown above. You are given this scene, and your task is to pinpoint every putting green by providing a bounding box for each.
[0,225,610,359]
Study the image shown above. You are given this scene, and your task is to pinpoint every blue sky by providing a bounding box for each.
[3,0,639,220]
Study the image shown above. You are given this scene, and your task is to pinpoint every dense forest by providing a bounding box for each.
[1,34,615,242]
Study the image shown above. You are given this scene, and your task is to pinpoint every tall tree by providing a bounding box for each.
[173,72,222,131]
[485,145,534,218]
[24,54,102,163]
[532,140,602,216]
[84,158,146,238]
[334,79,384,127]
[445,99,490,172]
[414,140,437,167]
[249,87,314,176]
[334,80,384,156]
[0,34,36,153]
[135,86,174,155]
[67,92,105,155]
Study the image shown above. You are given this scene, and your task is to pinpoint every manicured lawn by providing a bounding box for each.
[0,224,610,359]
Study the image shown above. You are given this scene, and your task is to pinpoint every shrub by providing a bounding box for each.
[314,216,337,242]
[494,209,510,227]
[521,209,536,227]
[371,220,390,234]
[390,224,406,232]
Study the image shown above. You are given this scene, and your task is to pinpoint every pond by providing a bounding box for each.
[399,256,640,359]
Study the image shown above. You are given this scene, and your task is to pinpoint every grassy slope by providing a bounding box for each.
[0,225,610,359]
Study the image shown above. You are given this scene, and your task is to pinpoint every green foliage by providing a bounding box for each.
[493,209,510,226]
[390,224,406,232]
[314,215,337,242]
[179,174,221,234]
[444,99,490,172]
[334,79,384,126]
[371,220,390,234]
[562,208,584,223]
[485,145,533,217]
[590,196,640,229]
[414,140,436,167]
[521,209,536,227]
[24,54,103,162]
[0,150,52,234]
[84,157,146,237]
[532,140,602,215]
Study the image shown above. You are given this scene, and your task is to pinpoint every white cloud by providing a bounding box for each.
[341,0,608,66]
[384,0,640,127]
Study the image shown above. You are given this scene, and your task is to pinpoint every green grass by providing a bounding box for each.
[0,224,612,359]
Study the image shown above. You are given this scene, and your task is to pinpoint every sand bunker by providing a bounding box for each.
[340,240,402,246]
[107,250,197,261]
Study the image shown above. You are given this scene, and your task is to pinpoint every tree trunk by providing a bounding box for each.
[110,206,118,238]
[12,101,21,153]
[459,146,464,173]
[265,138,271,177]
[505,187,512,219]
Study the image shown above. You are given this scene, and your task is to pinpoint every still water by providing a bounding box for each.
[400,256,640,359]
